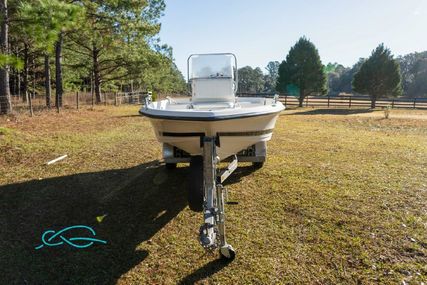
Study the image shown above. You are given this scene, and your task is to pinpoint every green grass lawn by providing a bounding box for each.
[0,106,426,284]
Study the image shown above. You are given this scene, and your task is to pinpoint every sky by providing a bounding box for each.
[158,0,427,76]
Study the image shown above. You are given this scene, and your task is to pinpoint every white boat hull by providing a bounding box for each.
[145,112,281,160]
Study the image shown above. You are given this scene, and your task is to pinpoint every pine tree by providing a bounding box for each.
[276,37,326,107]
[15,0,82,110]
[65,0,166,103]
[238,66,265,93]
[352,44,402,108]
[0,0,11,114]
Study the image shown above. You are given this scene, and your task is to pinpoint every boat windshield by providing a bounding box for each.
[188,54,236,80]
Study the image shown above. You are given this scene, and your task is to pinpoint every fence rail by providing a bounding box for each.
[237,93,427,109]
[8,91,161,114]
[8,92,427,114]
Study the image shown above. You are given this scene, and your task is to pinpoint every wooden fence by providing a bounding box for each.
[9,91,163,113]
[237,93,427,109]
[9,91,427,113]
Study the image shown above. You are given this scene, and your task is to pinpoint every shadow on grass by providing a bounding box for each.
[223,165,257,186]
[283,108,375,116]
[178,259,233,285]
[0,161,257,284]
[0,161,188,284]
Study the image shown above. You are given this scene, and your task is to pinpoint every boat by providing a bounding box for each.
[139,53,284,260]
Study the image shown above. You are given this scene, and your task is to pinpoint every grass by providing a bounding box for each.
[0,106,426,284]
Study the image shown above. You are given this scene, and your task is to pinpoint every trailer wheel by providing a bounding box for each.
[252,162,264,169]
[165,163,177,170]
[188,156,203,212]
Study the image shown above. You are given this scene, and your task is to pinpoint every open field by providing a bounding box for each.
[0,106,426,284]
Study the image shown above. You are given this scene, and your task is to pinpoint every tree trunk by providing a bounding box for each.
[22,44,29,103]
[298,90,305,107]
[0,0,11,115]
[370,96,376,109]
[55,31,63,109]
[17,69,20,98]
[10,66,14,95]
[44,54,51,108]
[90,71,94,107]
[32,59,36,99]
[28,85,33,116]
[92,46,101,103]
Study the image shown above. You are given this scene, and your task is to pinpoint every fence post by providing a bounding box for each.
[284,94,287,106]
[349,96,352,108]
[114,92,118,106]
[104,93,107,106]
[327,95,330,108]
[413,98,416,109]
[391,99,395,109]
[76,91,79,110]
[305,96,308,107]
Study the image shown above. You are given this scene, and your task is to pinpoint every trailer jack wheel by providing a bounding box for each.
[220,244,236,260]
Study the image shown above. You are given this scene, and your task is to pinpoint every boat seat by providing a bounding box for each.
[191,78,235,103]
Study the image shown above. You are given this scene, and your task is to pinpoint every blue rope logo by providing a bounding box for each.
[35,225,107,250]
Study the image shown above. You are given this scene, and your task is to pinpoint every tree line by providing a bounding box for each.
[0,0,187,115]
[238,37,427,108]
[327,50,427,99]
